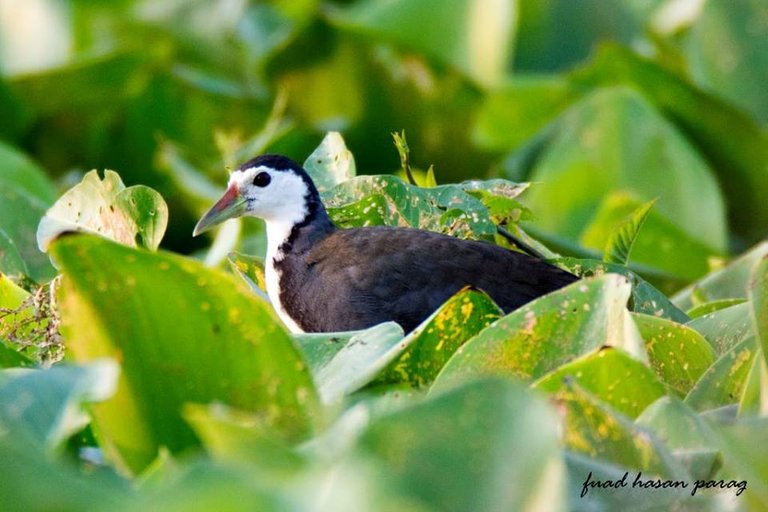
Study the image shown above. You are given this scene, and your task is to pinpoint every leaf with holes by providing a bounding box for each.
[37,170,168,252]
[324,174,499,240]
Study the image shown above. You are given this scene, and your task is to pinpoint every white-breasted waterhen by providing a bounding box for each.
[193,154,578,333]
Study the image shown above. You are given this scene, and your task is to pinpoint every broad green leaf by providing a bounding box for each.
[685,337,758,411]
[0,142,56,204]
[748,255,768,368]
[52,235,319,474]
[460,179,532,226]
[554,257,689,323]
[686,298,747,319]
[564,451,706,511]
[432,275,633,389]
[715,418,768,509]
[603,198,656,265]
[553,382,684,477]
[0,361,117,451]
[303,131,356,193]
[0,433,126,512]
[675,0,768,124]
[324,174,499,240]
[738,350,768,417]
[570,44,768,246]
[686,302,753,356]
[473,77,575,151]
[311,322,404,404]
[375,289,503,388]
[524,87,727,257]
[9,53,144,114]
[632,313,715,397]
[184,403,303,472]
[0,143,56,281]
[635,397,721,481]
[329,0,516,86]
[534,347,666,419]
[37,170,168,252]
[581,187,721,284]
[357,379,565,512]
[673,241,768,311]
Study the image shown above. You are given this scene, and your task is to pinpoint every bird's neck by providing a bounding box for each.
[264,196,336,264]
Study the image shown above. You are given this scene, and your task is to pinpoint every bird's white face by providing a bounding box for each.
[229,165,309,224]
[193,164,310,236]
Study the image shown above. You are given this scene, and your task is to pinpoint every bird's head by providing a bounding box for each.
[193,154,318,236]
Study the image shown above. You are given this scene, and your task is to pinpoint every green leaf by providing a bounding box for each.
[673,241,768,311]
[226,251,267,301]
[0,433,126,512]
[686,302,753,356]
[310,322,404,404]
[357,379,565,512]
[9,52,145,115]
[715,418,768,509]
[635,397,721,481]
[685,337,758,411]
[570,44,768,246]
[675,0,768,124]
[0,340,34,368]
[748,255,768,368]
[554,257,689,323]
[473,77,575,152]
[534,347,667,419]
[374,288,503,388]
[184,403,304,473]
[302,131,356,193]
[581,191,721,282]
[38,170,168,252]
[738,350,768,417]
[0,274,49,361]
[0,361,118,451]
[686,298,747,319]
[324,174,499,240]
[554,382,685,477]
[0,229,28,279]
[51,235,319,474]
[329,0,516,86]
[523,87,727,257]
[0,142,57,281]
[603,198,656,265]
[632,313,715,397]
[432,274,634,389]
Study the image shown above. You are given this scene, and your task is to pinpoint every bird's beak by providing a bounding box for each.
[193,185,247,236]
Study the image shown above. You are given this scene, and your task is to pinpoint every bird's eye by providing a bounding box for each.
[252,172,271,187]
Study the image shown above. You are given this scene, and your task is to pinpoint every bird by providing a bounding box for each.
[193,154,578,334]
